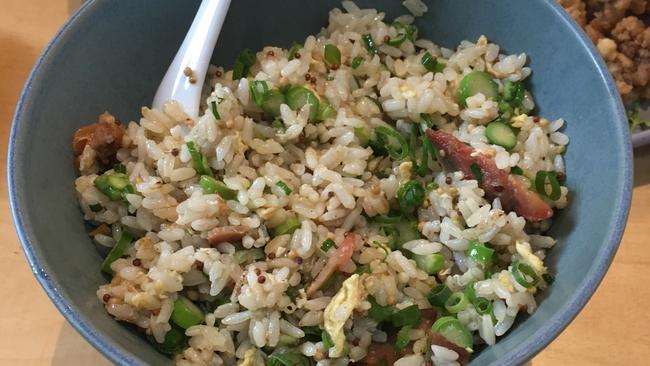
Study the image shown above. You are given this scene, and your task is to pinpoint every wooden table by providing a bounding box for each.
[1,1,648,364]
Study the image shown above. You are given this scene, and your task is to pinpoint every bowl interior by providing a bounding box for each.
[9,0,631,365]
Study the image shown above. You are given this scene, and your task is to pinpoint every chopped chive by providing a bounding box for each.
[511,261,539,288]
[485,121,517,150]
[432,316,473,352]
[467,241,494,265]
[199,175,237,200]
[210,100,220,119]
[113,163,126,174]
[391,304,421,328]
[320,239,335,252]
[89,203,103,212]
[249,80,269,106]
[503,80,525,107]
[396,180,425,213]
[473,297,493,315]
[427,284,452,307]
[420,113,434,128]
[147,325,188,355]
[368,296,393,323]
[535,170,561,201]
[362,34,379,55]
[186,141,213,177]
[272,214,300,236]
[288,41,302,60]
[354,127,370,146]
[351,56,364,69]
[94,173,134,202]
[511,166,524,175]
[395,325,412,351]
[275,180,292,195]
[421,52,445,73]
[285,86,320,120]
[324,44,341,68]
[171,295,204,329]
[261,90,285,117]
[470,163,483,183]
[444,292,469,314]
[372,126,409,160]
[322,330,334,350]
[101,232,134,275]
[232,48,256,80]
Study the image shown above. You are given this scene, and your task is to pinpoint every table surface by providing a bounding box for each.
[1,1,649,365]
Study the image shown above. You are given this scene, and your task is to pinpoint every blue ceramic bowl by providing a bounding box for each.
[8,0,632,365]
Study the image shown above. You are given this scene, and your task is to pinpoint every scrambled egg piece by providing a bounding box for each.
[324,274,361,358]
[515,240,546,275]
[238,349,256,366]
[510,114,529,128]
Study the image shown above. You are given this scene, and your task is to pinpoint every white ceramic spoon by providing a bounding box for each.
[152,0,231,119]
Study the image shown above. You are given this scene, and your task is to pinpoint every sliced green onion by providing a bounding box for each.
[249,80,269,106]
[535,170,561,201]
[485,121,517,150]
[89,203,103,212]
[288,42,302,60]
[324,44,341,68]
[457,70,498,107]
[417,137,432,177]
[473,297,493,315]
[232,248,265,264]
[421,113,434,128]
[271,117,284,130]
[388,22,417,46]
[444,292,469,313]
[351,56,364,69]
[393,219,421,248]
[302,326,322,343]
[186,141,213,177]
[199,175,237,200]
[322,330,334,350]
[148,325,188,355]
[320,239,335,252]
[432,316,473,352]
[470,163,483,183]
[285,86,320,120]
[543,273,555,285]
[232,48,256,80]
[354,127,370,146]
[408,124,418,168]
[511,261,540,288]
[373,126,409,160]
[391,304,421,328]
[278,334,299,347]
[396,180,425,213]
[272,214,300,236]
[267,351,312,366]
[421,52,445,73]
[101,232,134,275]
[426,182,439,191]
[210,100,220,120]
[317,102,336,121]
[261,90,285,117]
[94,173,134,202]
[395,325,412,351]
[467,241,494,265]
[511,166,524,175]
[414,253,445,274]
[354,263,371,274]
[503,80,525,107]
[464,282,477,303]
[171,295,204,329]
[498,99,513,115]
[113,163,126,174]
[362,34,379,55]
[276,180,292,195]
[368,296,393,323]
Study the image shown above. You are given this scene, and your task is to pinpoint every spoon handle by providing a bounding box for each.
[152,0,231,118]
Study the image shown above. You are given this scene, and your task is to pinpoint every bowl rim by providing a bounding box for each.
[7,0,632,365]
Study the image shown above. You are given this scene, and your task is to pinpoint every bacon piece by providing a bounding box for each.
[429,333,471,365]
[306,233,356,296]
[207,225,248,246]
[426,130,553,221]
[358,342,398,365]
[72,112,125,166]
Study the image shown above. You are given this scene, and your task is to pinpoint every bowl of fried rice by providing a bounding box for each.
[8,0,632,365]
